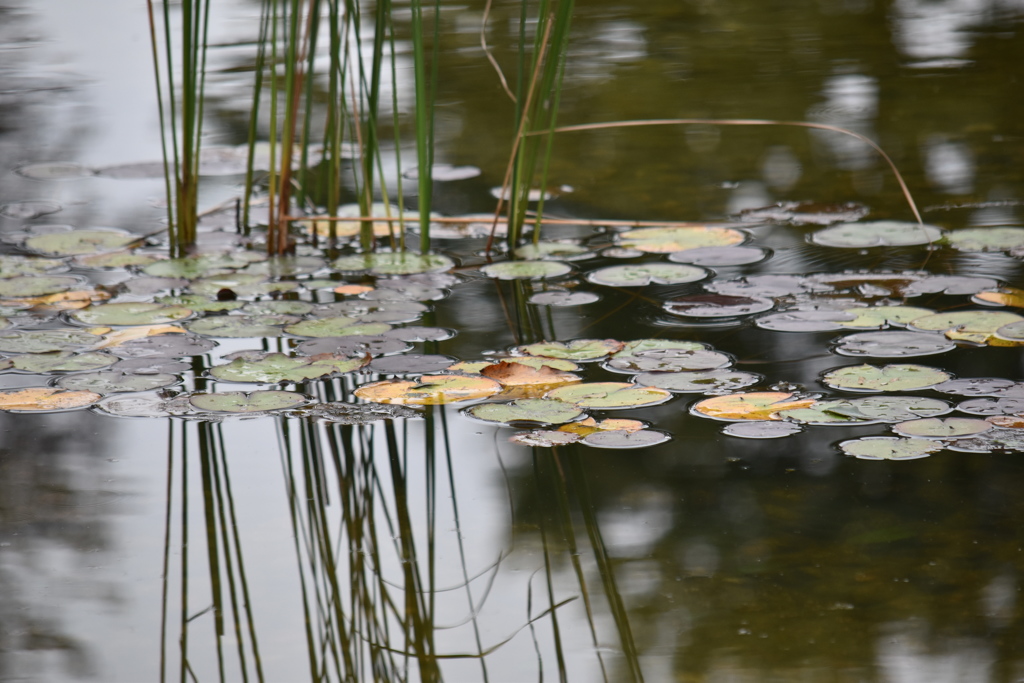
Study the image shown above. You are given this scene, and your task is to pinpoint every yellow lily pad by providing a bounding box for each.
[0,387,102,412]
[354,374,502,405]
[691,392,816,421]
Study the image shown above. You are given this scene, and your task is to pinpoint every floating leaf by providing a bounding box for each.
[973,288,1024,309]
[956,397,1024,415]
[901,274,1000,297]
[777,400,876,425]
[332,252,455,275]
[616,339,706,356]
[450,356,580,374]
[832,331,955,358]
[185,315,292,338]
[509,429,581,447]
[836,306,934,329]
[23,228,136,256]
[306,203,419,237]
[737,201,868,225]
[633,369,762,394]
[285,318,392,338]
[368,354,457,375]
[209,352,369,383]
[586,263,707,287]
[0,275,82,298]
[605,348,732,373]
[242,300,315,316]
[810,221,943,248]
[69,302,194,326]
[72,250,163,270]
[354,374,502,405]
[664,294,774,318]
[527,290,601,306]
[383,326,457,342]
[995,320,1024,342]
[821,364,952,392]
[616,226,746,253]
[518,339,624,361]
[558,417,647,437]
[722,421,803,439]
[691,392,816,421]
[986,415,1024,429]
[11,351,118,374]
[831,396,952,422]
[839,436,942,460]
[479,360,581,387]
[544,382,673,409]
[296,335,411,357]
[581,429,672,449]
[706,274,831,297]
[0,329,103,353]
[909,310,1024,344]
[106,332,216,358]
[296,401,422,424]
[892,417,992,439]
[944,226,1024,252]
[15,161,93,180]
[92,393,187,419]
[933,378,1018,397]
[667,245,769,266]
[463,398,585,426]
[0,254,66,277]
[755,309,855,332]
[189,390,310,413]
[56,371,179,394]
[156,294,245,312]
[0,387,101,413]
[515,242,593,261]
[244,255,326,277]
[479,260,572,280]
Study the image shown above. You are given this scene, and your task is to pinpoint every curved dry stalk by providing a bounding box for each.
[480,0,516,103]
[524,117,924,225]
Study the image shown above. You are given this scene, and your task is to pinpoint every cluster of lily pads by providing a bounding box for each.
[2,212,1024,458]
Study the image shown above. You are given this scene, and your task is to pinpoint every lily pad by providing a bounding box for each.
[527,290,602,306]
[615,226,746,253]
[295,401,422,424]
[69,302,194,326]
[995,320,1024,342]
[755,309,856,332]
[586,263,707,287]
[479,260,573,281]
[777,400,876,425]
[242,300,315,316]
[107,334,217,359]
[691,392,817,421]
[156,295,245,313]
[11,351,118,374]
[0,275,82,298]
[463,398,585,426]
[509,429,582,447]
[544,382,673,409]
[933,378,1019,397]
[973,288,1024,309]
[0,387,101,413]
[285,318,392,338]
[722,421,803,439]
[23,228,136,256]
[664,294,775,318]
[209,352,369,383]
[837,306,934,329]
[667,245,769,266]
[332,252,455,275]
[558,417,648,437]
[706,274,831,298]
[243,255,326,277]
[604,348,732,373]
[632,369,762,394]
[518,339,624,362]
[354,374,502,405]
[514,242,593,261]
[839,436,942,460]
[944,227,1024,252]
[72,250,163,270]
[185,315,292,338]
[831,396,952,422]
[616,339,706,356]
[368,354,457,375]
[0,329,103,353]
[821,364,952,392]
[450,356,581,375]
[295,335,410,357]
[810,221,943,248]
[956,397,1024,416]
[478,360,581,387]
[189,390,310,413]
[581,429,672,449]
[383,326,457,342]
[892,417,992,439]
[0,254,66,277]
[55,371,179,394]
[908,310,1024,344]
[832,331,956,358]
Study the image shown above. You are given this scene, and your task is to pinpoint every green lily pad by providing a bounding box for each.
[11,351,118,374]
[156,294,245,312]
[514,242,593,261]
[615,226,746,253]
[810,221,943,248]
[586,263,707,287]
[832,331,956,358]
[209,352,369,383]
[821,364,952,392]
[518,339,625,361]
[544,382,673,409]
[185,315,294,338]
[284,317,391,338]
[332,252,455,275]
[908,310,1024,344]
[0,329,103,353]
[944,227,1024,252]
[838,436,942,460]
[463,398,585,426]
[190,275,298,298]
[830,396,952,422]
[69,302,194,326]
[142,252,263,278]
[777,400,876,425]
[0,254,67,277]
[509,429,582,447]
[56,371,180,394]
[354,374,502,405]
[242,300,315,316]
[892,417,992,439]
[23,228,137,256]
[0,387,102,413]
[581,429,671,449]
[479,260,572,280]
[73,251,163,270]
[836,306,935,329]
[188,390,310,413]
[0,275,82,298]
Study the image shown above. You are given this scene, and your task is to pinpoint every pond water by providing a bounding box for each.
[3,0,1024,681]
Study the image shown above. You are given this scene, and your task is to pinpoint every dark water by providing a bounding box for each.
[3,0,1024,681]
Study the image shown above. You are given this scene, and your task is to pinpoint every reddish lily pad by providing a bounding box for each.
[354,374,502,405]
